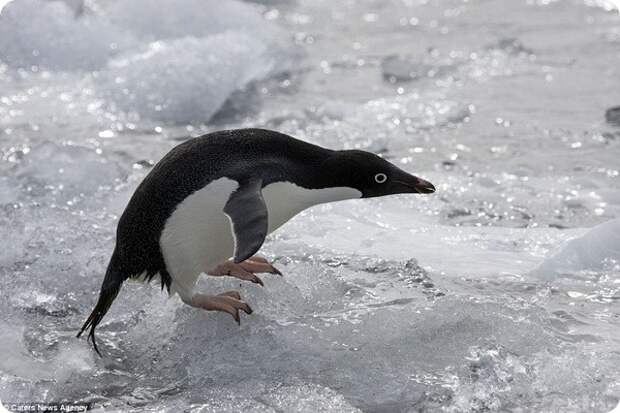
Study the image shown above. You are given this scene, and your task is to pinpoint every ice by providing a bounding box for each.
[0,0,289,123]
[381,55,455,83]
[0,176,17,204]
[0,0,132,71]
[1,0,620,411]
[100,33,277,123]
[103,0,269,42]
[13,141,124,198]
[606,106,620,126]
[535,218,620,276]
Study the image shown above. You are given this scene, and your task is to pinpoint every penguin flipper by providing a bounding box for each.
[223,178,268,263]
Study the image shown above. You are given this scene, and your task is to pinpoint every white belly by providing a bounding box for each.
[160,177,238,301]
[160,177,361,301]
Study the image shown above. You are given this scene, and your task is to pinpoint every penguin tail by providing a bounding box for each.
[77,258,125,356]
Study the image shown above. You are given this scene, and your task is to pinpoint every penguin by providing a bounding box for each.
[77,128,435,355]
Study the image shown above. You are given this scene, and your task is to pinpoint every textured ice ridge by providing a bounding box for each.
[0,0,289,122]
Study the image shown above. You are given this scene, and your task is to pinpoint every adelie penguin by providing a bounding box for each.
[77,128,435,355]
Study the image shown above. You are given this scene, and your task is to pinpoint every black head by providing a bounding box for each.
[318,150,435,198]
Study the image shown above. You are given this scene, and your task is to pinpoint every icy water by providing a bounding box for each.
[1,0,620,411]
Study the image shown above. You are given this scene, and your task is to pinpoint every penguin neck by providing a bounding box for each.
[262,181,362,233]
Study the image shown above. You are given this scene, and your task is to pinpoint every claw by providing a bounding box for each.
[190,292,253,325]
[241,303,253,315]
[248,255,281,275]
[209,258,282,283]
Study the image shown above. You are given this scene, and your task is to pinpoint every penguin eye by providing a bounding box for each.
[374,173,388,184]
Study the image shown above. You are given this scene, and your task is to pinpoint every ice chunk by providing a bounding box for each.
[0,0,133,70]
[0,0,289,123]
[486,37,534,55]
[606,106,620,126]
[381,55,454,83]
[99,33,277,123]
[0,177,17,204]
[259,383,362,413]
[0,321,92,383]
[14,141,123,195]
[534,218,620,276]
[133,383,362,413]
[0,0,273,71]
[104,0,269,42]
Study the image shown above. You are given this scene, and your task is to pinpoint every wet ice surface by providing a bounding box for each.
[1,0,620,411]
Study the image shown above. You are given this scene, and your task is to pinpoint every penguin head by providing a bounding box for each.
[320,150,435,198]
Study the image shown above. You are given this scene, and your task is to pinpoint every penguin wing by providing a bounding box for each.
[223,178,269,263]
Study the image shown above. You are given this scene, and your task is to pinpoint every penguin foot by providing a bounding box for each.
[209,256,281,286]
[190,292,252,324]
[243,255,282,276]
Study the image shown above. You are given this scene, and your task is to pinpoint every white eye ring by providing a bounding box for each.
[374,173,388,184]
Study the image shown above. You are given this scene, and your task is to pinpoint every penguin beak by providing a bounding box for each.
[412,176,436,194]
[393,176,436,194]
